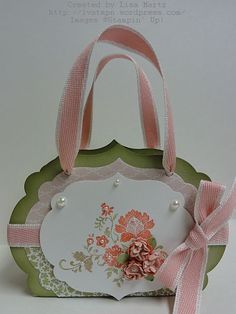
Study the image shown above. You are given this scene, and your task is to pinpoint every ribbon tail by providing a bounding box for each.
[173,246,208,314]
[157,244,190,290]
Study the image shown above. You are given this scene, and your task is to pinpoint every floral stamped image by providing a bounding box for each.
[59,204,168,287]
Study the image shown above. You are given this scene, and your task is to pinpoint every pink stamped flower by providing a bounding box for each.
[123,260,145,280]
[101,203,113,216]
[87,235,94,246]
[103,245,123,268]
[115,209,155,242]
[128,238,153,262]
[143,250,168,275]
[96,235,109,248]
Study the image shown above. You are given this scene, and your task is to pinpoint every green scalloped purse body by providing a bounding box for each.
[9,141,225,296]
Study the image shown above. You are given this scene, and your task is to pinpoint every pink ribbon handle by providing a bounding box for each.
[56,25,176,175]
[156,179,236,314]
[80,53,160,150]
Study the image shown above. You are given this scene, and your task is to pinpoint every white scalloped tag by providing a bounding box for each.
[40,173,193,300]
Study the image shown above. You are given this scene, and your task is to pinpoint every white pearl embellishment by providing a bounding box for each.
[56,196,67,209]
[114,179,120,187]
[169,200,180,211]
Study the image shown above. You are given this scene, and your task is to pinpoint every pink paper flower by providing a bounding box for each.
[143,250,168,275]
[96,235,109,247]
[123,260,145,280]
[128,238,153,261]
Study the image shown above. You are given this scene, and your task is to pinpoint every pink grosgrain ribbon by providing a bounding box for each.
[7,224,40,247]
[81,53,160,150]
[157,179,236,314]
[56,25,176,175]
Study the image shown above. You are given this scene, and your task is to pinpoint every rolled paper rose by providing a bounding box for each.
[143,250,168,275]
[123,260,145,280]
[128,238,153,262]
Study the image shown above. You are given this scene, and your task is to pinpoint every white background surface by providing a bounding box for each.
[0,1,236,313]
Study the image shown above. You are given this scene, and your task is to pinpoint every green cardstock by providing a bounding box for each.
[9,141,225,296]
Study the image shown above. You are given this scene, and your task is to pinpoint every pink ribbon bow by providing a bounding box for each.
[157,179,236,314]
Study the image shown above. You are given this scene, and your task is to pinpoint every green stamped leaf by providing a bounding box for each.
[94,217,106,230]
[73,251,86,262]
[104,227,111,237]
[117,253,129,264]
[84,257,93,272]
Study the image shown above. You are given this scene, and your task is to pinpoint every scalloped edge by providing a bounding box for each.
[9,141,225,296]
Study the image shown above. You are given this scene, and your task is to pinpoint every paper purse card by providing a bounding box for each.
[7,26,236,314]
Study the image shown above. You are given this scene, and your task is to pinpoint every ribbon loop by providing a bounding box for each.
[185,224,208,250]
[56,25,176,175]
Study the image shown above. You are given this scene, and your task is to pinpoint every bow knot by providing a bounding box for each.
[156,179,236,314]
[185,224,208,250]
